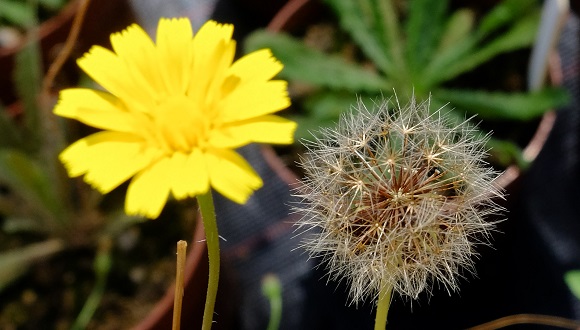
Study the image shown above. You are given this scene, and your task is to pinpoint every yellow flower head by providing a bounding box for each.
[54,18,296,218]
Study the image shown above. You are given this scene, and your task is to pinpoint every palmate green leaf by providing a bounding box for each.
[404,0,447,76]
[434,88,569,121]
[564,270,580,300]
[324,0,396,76]
[0,149,63,226]
[244,30,391,92]
[0,239,64,292]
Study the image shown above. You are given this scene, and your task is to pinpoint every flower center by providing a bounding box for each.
[153,95,209,153]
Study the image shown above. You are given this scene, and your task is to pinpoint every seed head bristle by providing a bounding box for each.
[294,96,505,304]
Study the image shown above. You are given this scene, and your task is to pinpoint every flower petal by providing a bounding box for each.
[110,24,165,100]
[207,149,263,204]
[188,21,235,103]
[125,157,173,218]
[227,49,283,83]
[77,46,151,113]
[218,80,290,123]
[156,18,194,94]
[59,131,161,193]
[169,149,210,199]
[54,88,137,133]
[211,115,297,148]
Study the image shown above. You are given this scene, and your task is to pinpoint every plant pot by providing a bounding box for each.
[0,0,135,106]
[265,0,560,191]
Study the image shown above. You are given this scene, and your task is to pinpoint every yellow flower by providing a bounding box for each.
[54,18,296,218]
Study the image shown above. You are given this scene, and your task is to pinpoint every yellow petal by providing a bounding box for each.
[59,131,161,193]
[125,157,173,218]
[110,24,165,100]
[227,49,283,83]
[156,18,194,94]
[77,46,151,113]
[218,80,290,123]
[189,21,234,102]
[207,149,263,204]
[169,149,210,199]
[211,115,297,148]
[54,88,136,133]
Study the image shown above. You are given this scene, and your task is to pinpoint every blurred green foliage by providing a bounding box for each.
[0,0,67,29]
[245,0,570,168]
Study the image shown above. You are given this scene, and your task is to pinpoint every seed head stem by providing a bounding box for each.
[374,280,393,330]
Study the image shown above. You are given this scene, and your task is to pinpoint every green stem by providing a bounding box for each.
[374,281,393,330]
[71,237,112,330]
[197,191,220,330]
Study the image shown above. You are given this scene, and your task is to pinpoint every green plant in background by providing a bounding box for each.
[0,0,67,30]
[0,2,146,328]
[564,270,580,300]
[245,0,569,168]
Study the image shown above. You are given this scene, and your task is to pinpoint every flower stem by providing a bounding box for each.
[172,240,187,330]
[197,191,220,330]
[374,281,393,330]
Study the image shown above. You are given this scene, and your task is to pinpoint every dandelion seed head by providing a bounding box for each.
[295,96,504,304]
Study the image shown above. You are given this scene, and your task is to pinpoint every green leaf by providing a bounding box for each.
[0,104,24,150]
[476,0,537,39]
[0,149,63,227]
[404,0,448,76]
[434,88,569,121]
[485,137,527,170]
[324,0,396,76]
[437,11,540,85]
[14,38,43,150]
[564,270,580,300]
[303,90,359,120]
[0,0,34,27]
[434,9,475,57]
[244,30,391,92]
[39,0,66,11]
[291,114,337,142]
[0,239,64,292]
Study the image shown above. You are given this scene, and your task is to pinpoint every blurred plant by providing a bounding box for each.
[261,273,283,330]
[53,17,296,329]
[0,0,69,48]
[245,0,569,168]
[0,1,135,328]
[295,96,504,328]
[564,270,580,300]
